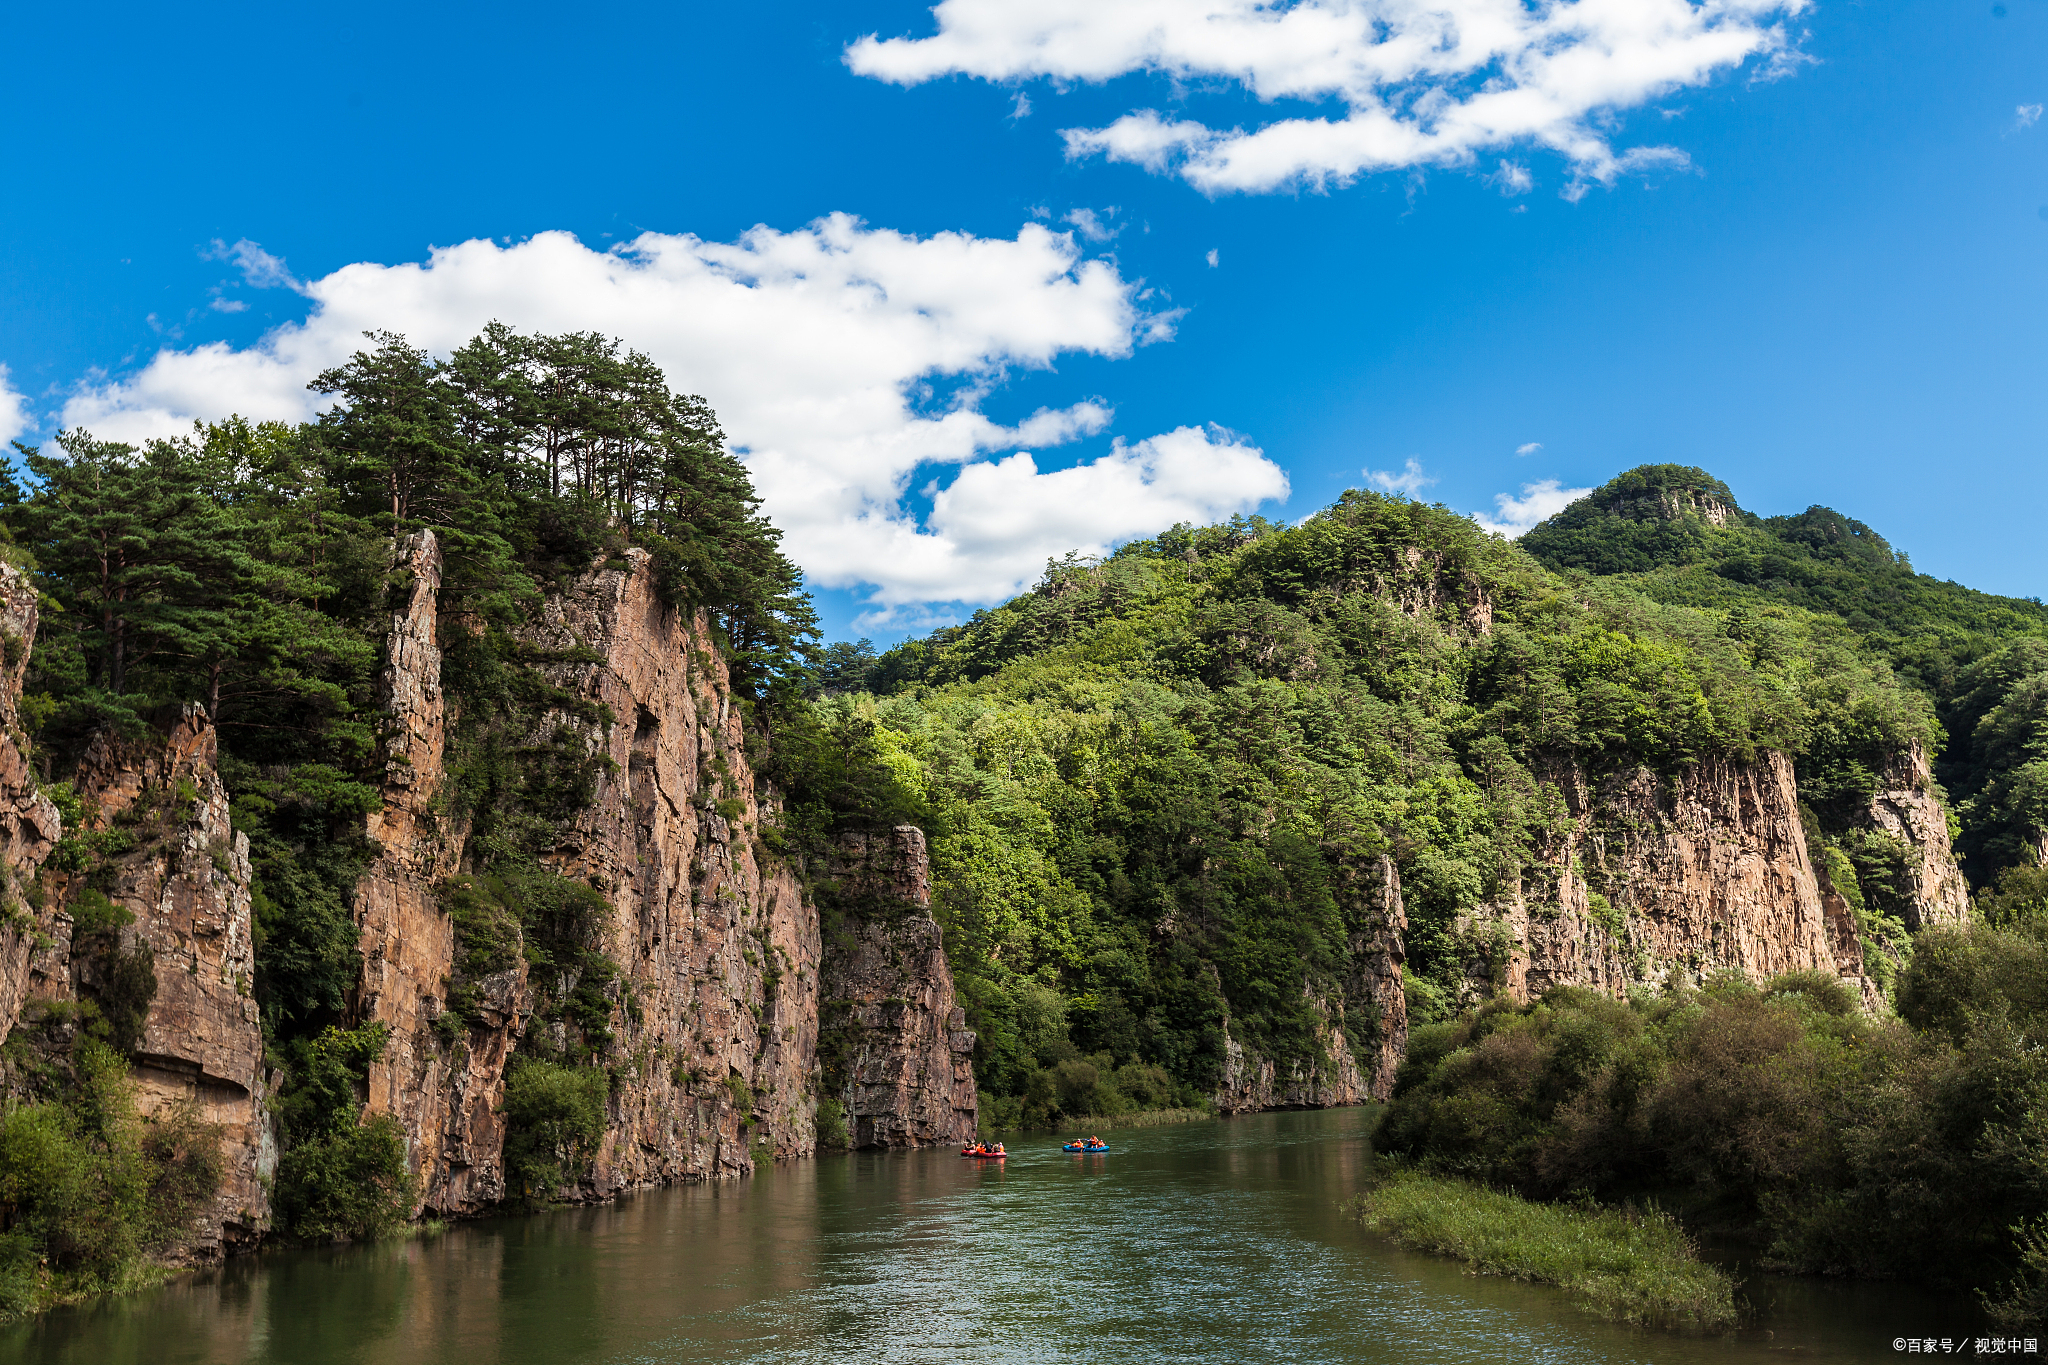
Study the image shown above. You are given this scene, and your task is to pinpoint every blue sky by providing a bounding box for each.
[1,0,2042,643]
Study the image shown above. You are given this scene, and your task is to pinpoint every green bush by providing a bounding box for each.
[813,1097,849,1150]
[1377,956,2048,1302]
[502,1058,609,1202]
[272,1116,414,1242]
[0,1039,222,1319]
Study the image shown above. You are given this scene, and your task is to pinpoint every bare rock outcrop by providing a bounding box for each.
[351,531,516,1214]
[816,826,976,1147]
[1474,752,1866,1004]
[519,546,823,1191]
[352,543,889,1212]
[0,562,64,1038]
[1860,740,1970,930]
[64,707,271,1256]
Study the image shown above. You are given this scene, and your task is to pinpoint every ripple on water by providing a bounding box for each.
[3,1108,1977,1365]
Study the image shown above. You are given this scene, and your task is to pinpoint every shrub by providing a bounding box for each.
[814,1097,849,1151]
[0,1039,222,1319]
[273,1116,414,1242]
[502,1058,608,1202]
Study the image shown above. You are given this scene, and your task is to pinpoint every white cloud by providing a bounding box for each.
[204,238,303,292]
[1474,477,1592,536]
[60,217,1286,607]
[0,367,29,449]
[1205,248,1219,267]
[1367,457,1435,496]
[2017,103,2043,131]
[209,297,249,313]
[900,424,1286,615]
[848,0,1807,195]
[1515,441,1543,456]
[1491,160,1534,196]
[1063,206,1120,242]
[1010,90,1034,120]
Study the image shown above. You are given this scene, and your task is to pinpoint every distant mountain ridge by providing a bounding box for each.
[1520,463,2048,878]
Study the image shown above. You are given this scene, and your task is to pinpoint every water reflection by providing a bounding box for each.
[3,1109,1979,1364]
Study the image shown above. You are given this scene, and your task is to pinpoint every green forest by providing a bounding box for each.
[0,327,817,1310]
[807,465,2046,1130]
[4,332,2047,1322]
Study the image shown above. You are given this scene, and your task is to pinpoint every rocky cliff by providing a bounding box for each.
[0,562,62,1036]
[815,826,976,1147]
[1462,752,1882,1005]
[349,539,967,1217]
[74,710,272,1256]
[1859,740,1971,931]
[0,536,977,1266]
[1,705,273,1259]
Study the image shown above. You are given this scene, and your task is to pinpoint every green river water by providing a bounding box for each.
[3,1108,1984,1364]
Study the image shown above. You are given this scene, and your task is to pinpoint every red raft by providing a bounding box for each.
[960,1144,1008,1158]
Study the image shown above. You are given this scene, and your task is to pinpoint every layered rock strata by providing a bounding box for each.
[1859,740,1971,930]
[1475,752,1879,1004]
[815,826,976,1147]
[0,562,63,1035]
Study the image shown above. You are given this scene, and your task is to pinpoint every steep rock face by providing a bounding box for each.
[1860,741,1970,930]
[1476,752,1865,1003]
[520,547,822,1190]
[816,826,976,1147]
[354,544,861,1213]
[65,707,271,1256]
[1608,487,1735,527]
[351,531,518,1215]
[1213,853,1409,1111]
[0,562,64,1038]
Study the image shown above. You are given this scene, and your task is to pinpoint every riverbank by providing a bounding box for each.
[983,1105,1215,1136]
[1355,1167,1739,1333]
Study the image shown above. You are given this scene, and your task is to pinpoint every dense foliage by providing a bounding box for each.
[1523,463,2048,886]
[0,326,816,1270]
[787,488,1940,1126]
[1375,897,2048,1320]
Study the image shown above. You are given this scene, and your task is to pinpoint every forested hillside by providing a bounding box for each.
[803,475,2006,1127]
[1521,463,2048,882]
[4,322,2043,1321]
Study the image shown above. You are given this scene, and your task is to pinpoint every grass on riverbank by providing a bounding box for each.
[1355,1168,1739,1333]
[982,1105,1213,1136]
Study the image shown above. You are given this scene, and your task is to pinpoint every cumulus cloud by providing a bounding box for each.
[1515,441,1543,456]
[0,367,29,449]
[848,0,1807,195]
[1205,248,1219,266]
[1367,457,1435,496]
[61,217,1286,607]
[1474,477,1592,536]
[2018,103,2043,131]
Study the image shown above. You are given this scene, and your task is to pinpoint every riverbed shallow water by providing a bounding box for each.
[4,1108,1984,1364]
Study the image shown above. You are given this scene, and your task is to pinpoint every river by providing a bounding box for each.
[4,1108,1983,1364]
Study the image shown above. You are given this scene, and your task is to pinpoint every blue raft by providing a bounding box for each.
[1062,1142,1110,1153]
